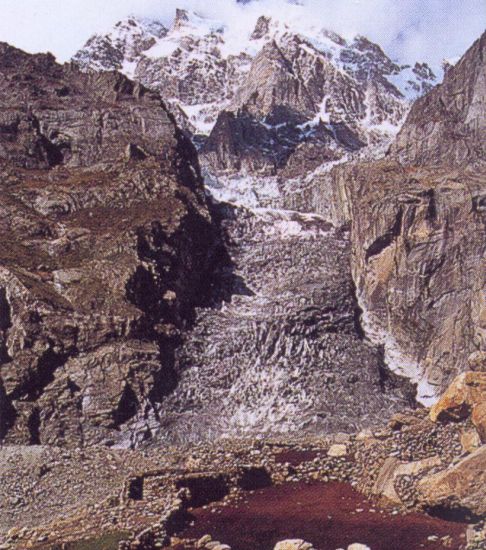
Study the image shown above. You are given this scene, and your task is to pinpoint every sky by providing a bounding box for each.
[0,0,485,73]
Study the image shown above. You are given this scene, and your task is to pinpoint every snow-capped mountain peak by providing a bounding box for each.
[73,8,437,140]
[72,16,167,77]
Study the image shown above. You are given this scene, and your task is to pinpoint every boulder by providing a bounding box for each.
[460,429,482,453]
[429,372,486,442]
[372,456,442,504]
[418,446,486,517]
[196,535,212,548]
[471,401,486,442]
[327,444,348,457]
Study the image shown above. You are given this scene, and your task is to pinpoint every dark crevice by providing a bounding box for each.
[424,189,437,221]
[376,345,418,406]
[0,287,12,364]
[0,288,11,331]
[365,207,403,262]
[425,504,482,524]
[350,280,366,340]
[112,384,140,428]
[0,380,16,441]
[10,346,72,401]
[126,143,148,161]
[127,476,144,500]
[27,407,41,444]
[175,475,229,508]
[30,114,71,167]
[148,339,180,405]
[38,134,68,167]
[237,467,272,490]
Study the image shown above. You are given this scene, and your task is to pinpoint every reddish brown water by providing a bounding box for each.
[273,449,321,466]
[179,481,467,550]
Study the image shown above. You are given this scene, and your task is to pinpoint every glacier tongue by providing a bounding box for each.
[121,185,414,445]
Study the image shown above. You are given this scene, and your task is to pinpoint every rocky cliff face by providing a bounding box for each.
[326,32,486,405]
[392,32,486,166]
[0,43,216,447]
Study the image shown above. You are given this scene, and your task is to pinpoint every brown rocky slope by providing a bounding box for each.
[0,42,218,448]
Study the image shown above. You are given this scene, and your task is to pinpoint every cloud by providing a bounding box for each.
[0,0,484,73]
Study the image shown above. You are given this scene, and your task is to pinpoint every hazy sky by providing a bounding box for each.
[1,0,485,73]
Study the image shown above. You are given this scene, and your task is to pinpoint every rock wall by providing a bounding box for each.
[0,43,216,447]
[391,32,486,166]
[343,161,486,404]
[320,32,486,404]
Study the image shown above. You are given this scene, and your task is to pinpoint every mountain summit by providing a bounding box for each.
[73,9,436,143]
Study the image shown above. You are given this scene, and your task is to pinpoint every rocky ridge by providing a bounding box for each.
[0,42,217,447]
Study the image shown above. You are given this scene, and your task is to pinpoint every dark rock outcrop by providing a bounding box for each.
[200,32,405,175]
[0,43,215,447]
[200,108,362,176]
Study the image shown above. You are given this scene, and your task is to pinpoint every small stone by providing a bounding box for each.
[6,527,20,540]
[327,444,347,458]
[460,429,481,453]
[274,540,315,550]
[355,429,374,441]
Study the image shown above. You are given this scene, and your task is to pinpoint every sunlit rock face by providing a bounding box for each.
[324,32,486,405]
